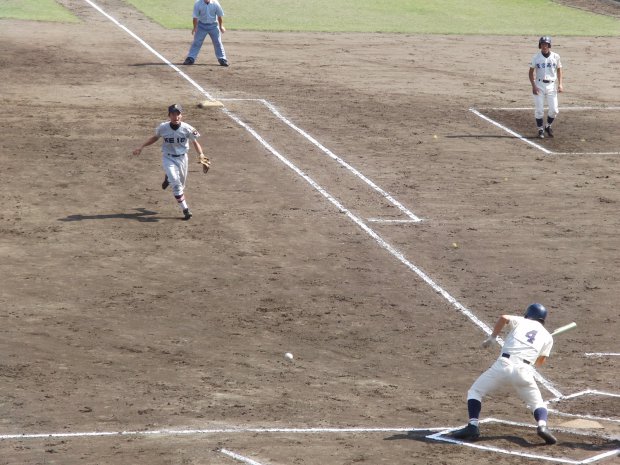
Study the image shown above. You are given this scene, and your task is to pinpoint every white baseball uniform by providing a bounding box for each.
[467,316,553,412]
[155,121,200,201]
[530,50,562,120]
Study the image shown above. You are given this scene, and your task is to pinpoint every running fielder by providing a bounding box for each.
[133,104,208,221]
[529,36,563,139]
[451,303,557,445]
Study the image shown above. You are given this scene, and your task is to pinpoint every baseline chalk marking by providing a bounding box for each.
[0,426,448,441]
[219,98,423,223]
[471,107,620,156]
[585,352,620,357]
[220,449,269,465]
[82,0,562,399]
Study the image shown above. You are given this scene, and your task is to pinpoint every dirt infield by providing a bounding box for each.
[1,1,619,464]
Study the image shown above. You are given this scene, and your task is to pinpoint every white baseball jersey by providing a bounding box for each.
[155,122,200,156]
[501,316,553,364]
[530,51,562,83]
[193,0,224,24]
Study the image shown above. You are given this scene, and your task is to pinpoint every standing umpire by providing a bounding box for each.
[183,0,229,67]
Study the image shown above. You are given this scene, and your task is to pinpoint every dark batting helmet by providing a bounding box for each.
[524,303,548,324]
[539,36,552,49]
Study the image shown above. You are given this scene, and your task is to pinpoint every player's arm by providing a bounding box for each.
[534,355,547,368]
[557,67,563,92]
[191,139,204,157]
[133,135,159,155]
[192,17,198,34]
[482,315,511,347]
[218,15,225,33]
[529,68,538,94]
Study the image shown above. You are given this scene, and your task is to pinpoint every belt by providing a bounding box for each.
[502,353,531,365]
[540,79,554,83]
[167,153,186,158]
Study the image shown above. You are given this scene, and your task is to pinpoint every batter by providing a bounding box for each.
[529,36,563,139]
[451,303,557,445]
[133,104,204,220]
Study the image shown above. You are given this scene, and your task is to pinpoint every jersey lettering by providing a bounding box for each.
[525,330,538,344]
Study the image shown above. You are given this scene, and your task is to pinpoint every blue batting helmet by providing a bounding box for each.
[539,36,552,49]
[524,303,548,324]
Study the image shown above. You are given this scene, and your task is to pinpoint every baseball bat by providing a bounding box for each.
[551,322,577,336]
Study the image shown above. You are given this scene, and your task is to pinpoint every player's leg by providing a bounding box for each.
[452,359,508,439]
[207,24,228,65]
[533,91,545,138]
[545,90,559,138]
[511,365,557,445]
[163,158,190,219]
[186,22,209,64]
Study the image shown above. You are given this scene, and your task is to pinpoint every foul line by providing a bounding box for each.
[585,352,620,357]
[0,426,448,441]
[469,108,552,154]
[82,0,564,404]
[471,107,620,156]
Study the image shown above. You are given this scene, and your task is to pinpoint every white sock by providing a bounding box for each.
[538,420,547,427]
[469,419,479,426]
[180,200,188,210]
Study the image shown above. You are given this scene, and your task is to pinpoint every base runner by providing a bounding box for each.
[451,303,558,445]
[529,36,563,139]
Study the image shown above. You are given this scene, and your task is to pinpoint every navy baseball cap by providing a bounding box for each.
[168,104,183,113]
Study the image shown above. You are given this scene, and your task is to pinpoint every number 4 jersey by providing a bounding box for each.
[501,316,553,364]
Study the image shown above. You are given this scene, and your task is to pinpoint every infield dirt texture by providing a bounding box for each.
[0,0,619,464]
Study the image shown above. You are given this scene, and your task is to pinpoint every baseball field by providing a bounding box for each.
[0,0,619,464]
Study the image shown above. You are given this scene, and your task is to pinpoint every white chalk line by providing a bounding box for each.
[471,107,620,156]
[0,426,448,441]
[367,218,420,223]
[221,97,422,222]
[469,108,552,154]
[548,410,620,424]
[585,352,620,357]
[220,448,269,465]
[548,389,620,403]
[428,418,620,465]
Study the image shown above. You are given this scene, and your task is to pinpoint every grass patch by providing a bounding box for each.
[126,0,619,35]
[0,0,78,22]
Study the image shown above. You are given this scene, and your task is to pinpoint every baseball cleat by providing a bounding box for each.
[183,57,194,65]
[451,423,480,440]
[161,176,169,190]
[218,58,229,67]
[545,125,554,138]
[538,129,545,139]
[537,425,557,445]
[182,208,193,221]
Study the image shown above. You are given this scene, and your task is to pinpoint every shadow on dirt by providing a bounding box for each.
[58,208,160,222]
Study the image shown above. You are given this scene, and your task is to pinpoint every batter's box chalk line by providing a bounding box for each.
[547,389,620,424]
[428,418,620,464]
[469,107,620,156]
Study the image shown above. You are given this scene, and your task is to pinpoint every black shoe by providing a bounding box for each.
[218,58,229,67]
[545,125,554,138]
[538,128,545,139]
[182,208,192,221]
[183,57,195,65]
[161,176,169,190]
[451,423,480,440]
[537,425,557,445]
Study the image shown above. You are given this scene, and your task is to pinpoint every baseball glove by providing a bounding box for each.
[198,154,211,174]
